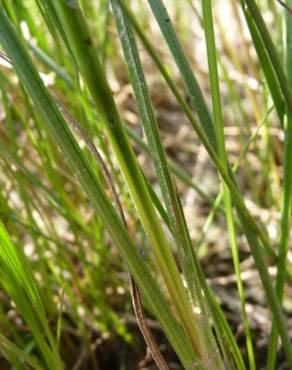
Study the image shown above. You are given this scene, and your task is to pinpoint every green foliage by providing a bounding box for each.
[0,1,291,369]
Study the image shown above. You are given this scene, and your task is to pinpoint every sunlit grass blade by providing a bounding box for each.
[0,49,174,244]
[1,42,217,214]
[201,1,255,368]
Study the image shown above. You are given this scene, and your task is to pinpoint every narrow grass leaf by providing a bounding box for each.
[201,1,255,368]
[239,1,284,122]
[243,0,292,115]
[147,0,217,150]
[267,2,292,368]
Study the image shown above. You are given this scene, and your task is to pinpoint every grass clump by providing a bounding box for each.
[0,0,291,369]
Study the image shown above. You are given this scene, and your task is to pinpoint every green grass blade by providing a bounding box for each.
[267,2,292,368]
[0,140,88,234]
[126,125,220,209]
[27,41,73,88]
[243,0,292,116]
[0,50,171,239]
[197,106,274,249]
[147,0,216,149]
[201,1,255,368]
[239,2,284,123]
[112,0,197,305]
[2,1,292,368]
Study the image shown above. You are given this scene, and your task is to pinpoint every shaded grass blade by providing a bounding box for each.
[267,2,292,368]
[243,0,292,115]
[0,334,44,370]
[233,0,285,123]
